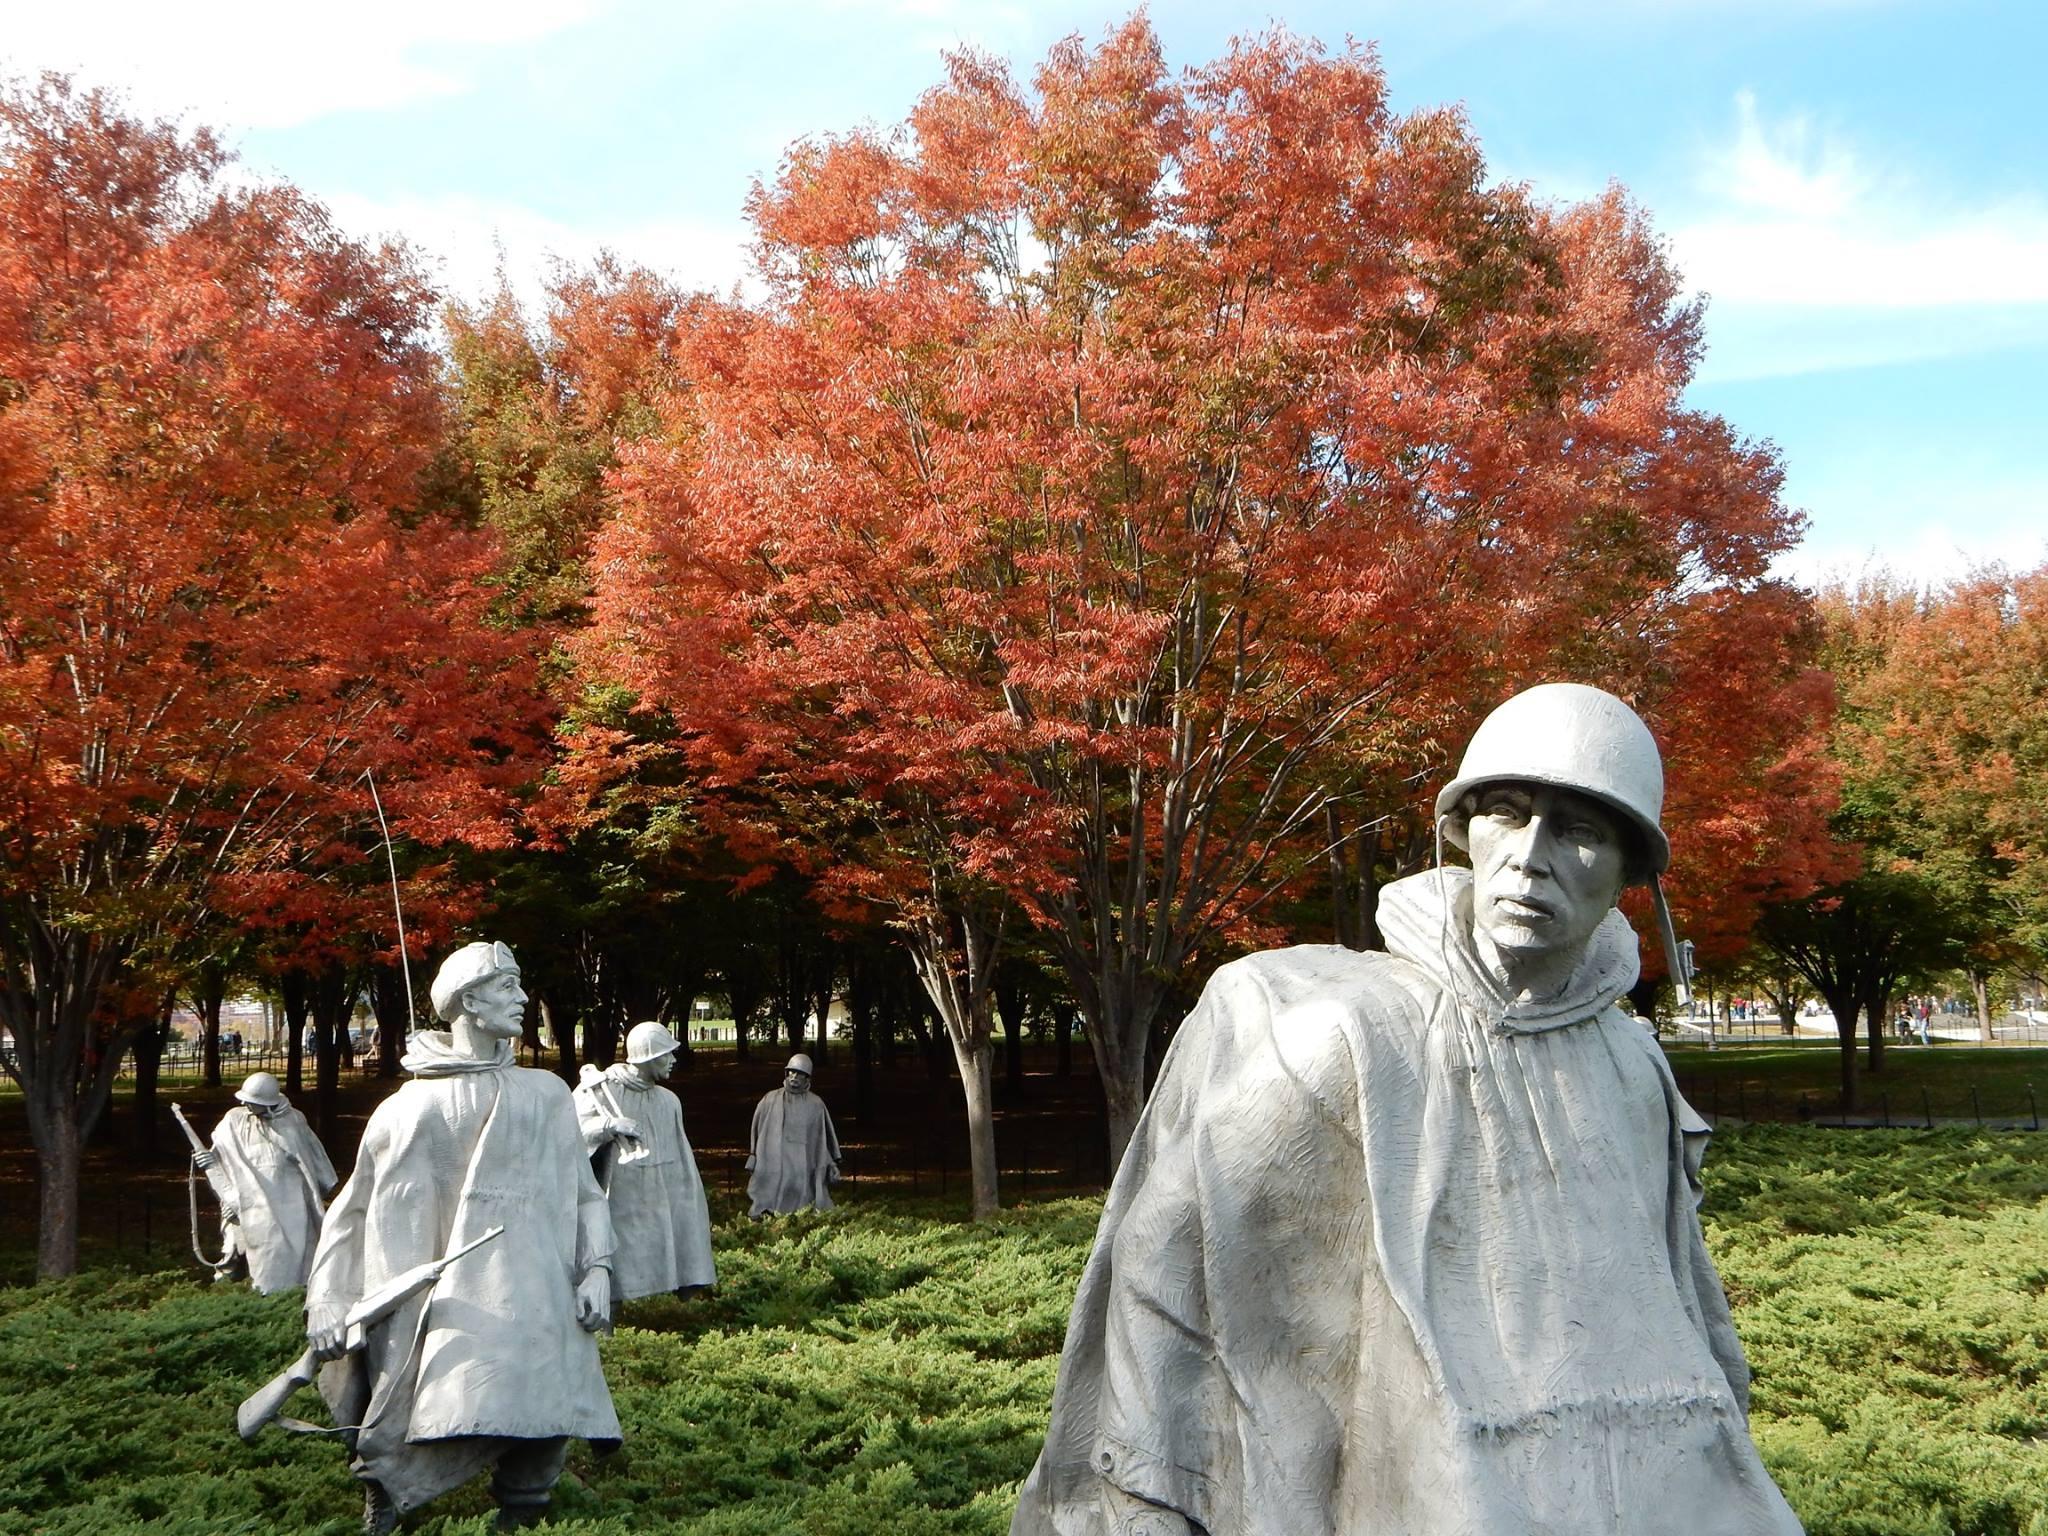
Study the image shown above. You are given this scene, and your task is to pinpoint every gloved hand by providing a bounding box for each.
[307,1303,352,1360]
[608,1116,643,1142]
[193,1148,218,1170]
[576,1267,611,1331]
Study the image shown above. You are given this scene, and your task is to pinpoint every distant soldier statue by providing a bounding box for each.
[746,1051,842,1216]
[1013,683,1803,1535]
[305,940,620,1534]
[192,1071,336,1293]
[574,1021,716,1303]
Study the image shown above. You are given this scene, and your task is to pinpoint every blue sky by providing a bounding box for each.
[8,0,2043,584]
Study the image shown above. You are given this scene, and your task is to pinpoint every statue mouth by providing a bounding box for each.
[1491,890,1557,921]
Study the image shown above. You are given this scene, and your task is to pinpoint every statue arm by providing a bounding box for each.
[745,1095,769,1170]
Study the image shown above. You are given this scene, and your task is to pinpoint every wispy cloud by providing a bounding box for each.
[1671,92,2048,381]
[1772,466,2048,589]
[4,1,609,129]
[321,189,752,314]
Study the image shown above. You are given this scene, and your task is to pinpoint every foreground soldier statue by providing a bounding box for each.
[1012,684,1804,1536]
[304,941,621,1534]
[574,1021,717,1303]
[192,1071,337,1292]
[746,1052,842,1216]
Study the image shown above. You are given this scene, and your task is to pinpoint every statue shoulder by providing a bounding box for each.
[1189,944,1437,1077]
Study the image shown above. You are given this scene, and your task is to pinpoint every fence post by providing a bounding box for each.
[1972,1084,1982,1128]
[1922,1086,1933,1130]
[2031,1083,2040,1132]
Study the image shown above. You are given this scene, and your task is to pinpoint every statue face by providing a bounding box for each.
[1464,782,1628,971]
[784,1069,811,1094]
[462,969,528,1039]
[641,1049,677,1082]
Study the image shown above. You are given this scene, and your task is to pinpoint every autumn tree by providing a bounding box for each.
[0,78,528,1277]
[581,21,1831,1200]
[1832,567,2048,1031]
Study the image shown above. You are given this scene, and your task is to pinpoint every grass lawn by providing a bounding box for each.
[1666,1044,2048,1126]
[2,1128,2045,1534]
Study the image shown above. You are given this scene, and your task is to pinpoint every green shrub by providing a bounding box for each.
[2,1133,2044,1533]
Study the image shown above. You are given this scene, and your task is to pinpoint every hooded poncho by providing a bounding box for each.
[746,1085,841,1216]
[574,1063,716,1299]
[305,1031,621,1514]
[210,1099,336,1293]
[1011,869,1802,1536]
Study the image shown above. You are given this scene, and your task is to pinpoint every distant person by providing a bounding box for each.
[195,1072,336,1293]
[746,1052,842,1216]
[575,1022,716,1303]
[1917,1000,1932,1047]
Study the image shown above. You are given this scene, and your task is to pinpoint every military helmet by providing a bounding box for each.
[235,1071,284,1109]
[1434,682,1669,879]
[785,1052,815,1077]
[626,1021,681,1064]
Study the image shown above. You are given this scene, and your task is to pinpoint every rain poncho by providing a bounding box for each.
[574,1064,716,1299]
[210,1100,336,1293]
[1012,869,1801,1536]
[745,1086,841,1215]
[305,1032,621,1514]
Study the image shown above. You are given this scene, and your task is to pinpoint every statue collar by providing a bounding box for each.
[399,1030,515,1076]
[1378,868,1640,1034]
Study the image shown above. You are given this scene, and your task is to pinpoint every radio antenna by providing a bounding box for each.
[360,769,417,1035]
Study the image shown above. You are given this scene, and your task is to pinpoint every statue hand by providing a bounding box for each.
[825,1164,841,1185]
[307,1303,352,1360]
[193,1148,218,1170]
[576,1267,611,1331]
[609,1116,642,1142]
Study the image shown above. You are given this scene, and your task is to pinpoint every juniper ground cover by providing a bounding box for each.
[1,1128,2044,1534]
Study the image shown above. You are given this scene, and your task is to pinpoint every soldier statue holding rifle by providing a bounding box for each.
[297,941,620,1533]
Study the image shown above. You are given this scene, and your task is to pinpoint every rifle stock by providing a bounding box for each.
[235,1345,319,1442]
[233,1224,505,1441]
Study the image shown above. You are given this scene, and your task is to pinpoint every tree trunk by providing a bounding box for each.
[1972,970,1994,1044]
[1819,985,1859,1112]
[995,962,1025,1099]
[309,969,351,1143]
[198,973,225,1090]
[542,994,578,1081]
[1862,987,1890,1074]
[367,965,408,1078]
[905,910,1003,1221]
[131,992,174,1158]
[950,1030,1000,1221]
[282,970,309,1096]
[36,1110,82,1281]
[1055,1006,1072,1078]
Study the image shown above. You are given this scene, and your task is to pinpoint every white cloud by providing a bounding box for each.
[1773,470,2048,590]
[2,1,608,129]
[1671,91,2048,312]
[319,188,752,313]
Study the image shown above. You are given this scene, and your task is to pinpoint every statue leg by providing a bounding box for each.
[490,1436,569,1529]
[360,1479,398,1536]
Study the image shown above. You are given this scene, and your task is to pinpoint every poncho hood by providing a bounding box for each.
[1379,866,1640,1034]
[399,1031,515,1076]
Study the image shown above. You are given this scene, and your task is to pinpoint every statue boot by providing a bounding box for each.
[361,1481,398,1536]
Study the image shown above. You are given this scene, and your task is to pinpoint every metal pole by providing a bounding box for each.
[1972,1083,1982,1127]
[1922,1086,1933,1129]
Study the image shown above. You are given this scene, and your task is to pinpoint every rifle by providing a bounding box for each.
[171,1101,239,1270]
[234,1223,505,1441]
